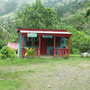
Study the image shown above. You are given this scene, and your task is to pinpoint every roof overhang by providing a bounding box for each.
[20,30,72,35]
[18,28,67,32]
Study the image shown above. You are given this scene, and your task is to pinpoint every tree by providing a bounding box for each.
[65,15,86,31]
[81,0,90,17]
[0,26,11,37]
[16,0,59,29]
[0,26,11,49]
[67,26,90,52]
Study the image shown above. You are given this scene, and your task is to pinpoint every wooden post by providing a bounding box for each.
[39,36,41,56]
[54,36,56,56]
[22,34,24,57]
[68,37,71,56]
[35,49,37,56]
[60,49,61,56]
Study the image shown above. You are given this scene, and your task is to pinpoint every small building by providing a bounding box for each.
[7,43,18,53]
[17,28,72,57]
[7,43,18,50]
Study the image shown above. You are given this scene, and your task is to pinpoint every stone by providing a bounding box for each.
[81,52,88,57]
[47,85,52,88]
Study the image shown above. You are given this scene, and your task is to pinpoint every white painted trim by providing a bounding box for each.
[20,30,72,34]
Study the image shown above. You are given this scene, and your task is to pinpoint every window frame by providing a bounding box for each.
[26,37,39,47]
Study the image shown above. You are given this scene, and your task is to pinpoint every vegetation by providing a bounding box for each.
[16,0,59,29]
[0,46,16,59]
[25,47,35,58]
[0,46,9,59]
[67,26,90,52]
[0,0,90,53]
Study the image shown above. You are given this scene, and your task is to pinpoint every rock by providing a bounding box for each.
[81,52,88,57]
[47,85,52,88]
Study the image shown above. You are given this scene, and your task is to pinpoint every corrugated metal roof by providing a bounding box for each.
[18,28,67,32]
[20,30,72,35]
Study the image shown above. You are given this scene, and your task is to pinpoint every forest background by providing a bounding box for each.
[0,0,90,53]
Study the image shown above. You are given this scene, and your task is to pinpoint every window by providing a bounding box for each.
[47,38,54,46]
[26,37,39,46]
[56,37,61,46]
[35,37,39,46]
[26,37,32,46]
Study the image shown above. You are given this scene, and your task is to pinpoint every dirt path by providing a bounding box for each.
[20,66,90,90]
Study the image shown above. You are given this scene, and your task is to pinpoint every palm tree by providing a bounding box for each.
[0,26,12,49]
[0,26,11,38]
[82,0,90,17]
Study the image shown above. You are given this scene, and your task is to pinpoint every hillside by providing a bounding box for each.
[0,0,36,18]
[0,0,83,18]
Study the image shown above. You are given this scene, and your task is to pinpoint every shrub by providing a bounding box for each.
[71,48,80,54]
[0,46,9,59]
[25,47,35,58]
[0,46,16,59]
[67,26,90,53]
[8,47,16,58]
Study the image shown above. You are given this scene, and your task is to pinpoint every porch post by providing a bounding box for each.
[39,36,41,56]
[68,37,71,56]
[22,34,24,57]
[54,36,56,56]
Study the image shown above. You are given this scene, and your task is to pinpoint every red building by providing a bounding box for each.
[17,28,72,57]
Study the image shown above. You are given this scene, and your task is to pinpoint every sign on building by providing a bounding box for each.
[43,35,53,38]
[27,33,37,38]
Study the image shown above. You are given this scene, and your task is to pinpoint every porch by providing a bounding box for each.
[21,36,71,57]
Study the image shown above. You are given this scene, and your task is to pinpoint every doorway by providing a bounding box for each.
[41,38,47,55]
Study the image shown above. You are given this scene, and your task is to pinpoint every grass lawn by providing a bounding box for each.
[0,55,90,90]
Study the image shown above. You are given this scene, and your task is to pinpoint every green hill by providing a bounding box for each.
[0,0,36,18]
[0,0,82,18]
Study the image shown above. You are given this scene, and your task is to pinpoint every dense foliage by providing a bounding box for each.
[0,46,16,59]
[67,26,90,53]
[16,0,59,29]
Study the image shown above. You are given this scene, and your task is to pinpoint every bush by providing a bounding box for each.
[71,48,80,54]
[67,26,90,53]
[0,46,16,59]
[0,46,9,59]
[25,47,35,58]
[8,47,16,58]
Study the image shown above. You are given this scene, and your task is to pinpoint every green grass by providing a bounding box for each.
[0,55,90,66]
[0,55,90,90]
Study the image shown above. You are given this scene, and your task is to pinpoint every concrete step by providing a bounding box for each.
[40,55,54,58]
